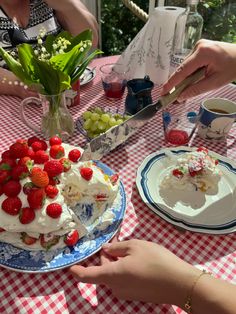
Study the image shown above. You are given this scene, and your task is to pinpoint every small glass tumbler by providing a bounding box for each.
[100,63,126,100]
[162,102,198,146]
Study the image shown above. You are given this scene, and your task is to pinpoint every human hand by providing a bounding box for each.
[69,239,200,306]
[161,39,236,101]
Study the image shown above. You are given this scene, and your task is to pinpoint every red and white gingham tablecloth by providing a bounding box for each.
[0,56,236,314]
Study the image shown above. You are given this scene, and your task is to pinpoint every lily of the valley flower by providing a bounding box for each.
[0,29,102,95]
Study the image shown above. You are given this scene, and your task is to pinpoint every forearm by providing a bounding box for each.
[45,0,99,47]
[192,275,236,314]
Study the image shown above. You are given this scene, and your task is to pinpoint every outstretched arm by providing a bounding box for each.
[44,0,99,47]
[161,39,236,101]
[69,239,236,314]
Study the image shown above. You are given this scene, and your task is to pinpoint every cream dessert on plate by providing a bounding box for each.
[160,147,222,192]
[0,136,119,250]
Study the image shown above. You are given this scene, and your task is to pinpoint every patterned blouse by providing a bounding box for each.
[0,0,62,67]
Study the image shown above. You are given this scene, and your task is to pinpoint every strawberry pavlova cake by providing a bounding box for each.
[0,136,119,251]
[160,147,222,192]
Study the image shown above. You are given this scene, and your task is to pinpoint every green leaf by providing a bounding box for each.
[65,29,93,51]
[32,59,70,94]
[17,44,37,81]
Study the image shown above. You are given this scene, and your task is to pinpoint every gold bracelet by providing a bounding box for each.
[184,269,212,313]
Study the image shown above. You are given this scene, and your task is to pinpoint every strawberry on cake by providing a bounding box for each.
[0,136,120,250]
[160,147,222,192]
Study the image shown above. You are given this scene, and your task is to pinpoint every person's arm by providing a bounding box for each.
[69,239,236,314]
[0,67,37,98]
[44,0,99,47]
[161,39,236,101]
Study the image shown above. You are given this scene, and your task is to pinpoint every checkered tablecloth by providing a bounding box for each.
[0,56,236,314]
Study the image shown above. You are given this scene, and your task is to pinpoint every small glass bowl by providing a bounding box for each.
[76,106,129,141]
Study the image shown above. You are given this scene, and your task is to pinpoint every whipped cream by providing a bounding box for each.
[160,148,222,192]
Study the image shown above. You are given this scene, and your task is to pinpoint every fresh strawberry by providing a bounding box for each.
[64,230,79,246]
[49,136,62,146]
[49,177,60,186]
[172,169,183,178]
[2,196,22,215]
[27,136,40,147]
[59,157,71,172]
[68,149,81,162]
[95,193,108,201]
[1,150,12,160]
[27,188,45,210]
[18,156,34,169]
[21,232,37,245]
[26,148,35,159]
[34,150,49,164]
[0,227,5,232]
[44,160,63,178]
[31,140,47,152]
[0,158,16,170]
[0,169,11,184]
[110,173,119,185]
[11,164,29,180]
[23,182,37,195]
[197,147,208,154]
[46,203,62,218]
[80,167,93,180]
[3,180,21,197]
[9,141,28,159]
[31,167,49,188]
[19,207,35,224]
[49,145,65,159]
[40,234,60,250]
[45,185,59,199]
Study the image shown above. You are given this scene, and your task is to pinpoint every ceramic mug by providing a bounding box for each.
[197,98,236,140]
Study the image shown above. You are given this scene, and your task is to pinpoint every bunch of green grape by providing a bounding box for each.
[82,107,130,139]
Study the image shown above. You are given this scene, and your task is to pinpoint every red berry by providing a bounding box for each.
[44,160,63,178]
[40,234,60,250]
[197,147,208,154]
[34,150,49,164]
[46,203,62,218]
[49,145,65,159]
[166,130,189,145]
[18,156,33,167]
[31,140,48,152]
[49,136,62,146]
[59,157,71,172]
[2,197,22,215]
[21,232,37,245]
[11,165,29,180]
[27,188,45,210]
[9,141,28,159]
[110,173,119,185]
[26,148,35,159]
[172,169,183,178]
[0,158,16,171]
[3,180,21,197]
[64,230,79,246]
[19,207,35,224]
[68,149,81,162]
[0,169,11,184]
[27,136,40,147]
[1,150,11,160]
[45,185,59,199]
[80,167,93,180]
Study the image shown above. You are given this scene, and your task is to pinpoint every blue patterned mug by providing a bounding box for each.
[197,98,236,141]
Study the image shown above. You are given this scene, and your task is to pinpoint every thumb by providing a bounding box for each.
[69,264,110,284]
[102,240,132,258]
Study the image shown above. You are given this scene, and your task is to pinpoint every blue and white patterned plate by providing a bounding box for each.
[136,147,236,234]
[0,161,126,273]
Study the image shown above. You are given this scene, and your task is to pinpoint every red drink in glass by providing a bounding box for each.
[102,81,126,100]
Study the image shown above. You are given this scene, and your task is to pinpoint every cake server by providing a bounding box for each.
[81,68,204,161]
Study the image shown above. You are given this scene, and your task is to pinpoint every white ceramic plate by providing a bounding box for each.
[80,67,96,86]
[136,147,236,234]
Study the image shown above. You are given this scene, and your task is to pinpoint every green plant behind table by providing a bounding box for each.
[101,0,236,56]
[0,29,103,95]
